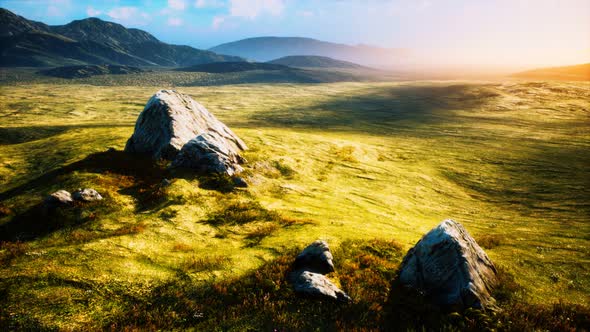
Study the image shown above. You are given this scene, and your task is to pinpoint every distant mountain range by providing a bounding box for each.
[210,37,405,67]
[0,8,242,67]
[176,62,290,73]
[268,55,367,69]
[511,63,590,81]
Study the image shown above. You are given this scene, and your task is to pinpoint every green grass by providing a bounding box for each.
[0,79,589,330]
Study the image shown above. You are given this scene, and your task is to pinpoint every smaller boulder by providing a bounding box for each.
[292,271,351,302]
[171,131,245,176]
[290,240,349,301]
[233,177,248,188]
[44,190,73,208]
[72,188,103,202]
[293,240,335,274]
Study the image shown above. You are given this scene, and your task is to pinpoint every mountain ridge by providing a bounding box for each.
[268,55,367,69]
[0,8,242,67]
[210,36,405,66]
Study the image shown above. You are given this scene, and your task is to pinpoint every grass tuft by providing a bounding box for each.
[206,201,282,226]
[476,234,504,249]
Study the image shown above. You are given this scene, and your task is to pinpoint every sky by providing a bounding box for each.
[1,0,589,69]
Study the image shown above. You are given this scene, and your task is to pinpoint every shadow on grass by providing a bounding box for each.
[203,200,316,247]
[0,124,133,145]
[0,151,165,241]
[248,84,498,133]
[0,237,588,330]
[50,238,583,331]
[0,150,250,242]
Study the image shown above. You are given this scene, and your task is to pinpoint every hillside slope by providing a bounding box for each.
[210,36,404,66]
[176,61,291,73]
[512,63,590,81]
[0,8,242,67]
[268,55,366,69]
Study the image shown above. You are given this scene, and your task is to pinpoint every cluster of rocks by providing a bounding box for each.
[291,220,498,311]
[289,240,350,302]
[125,90,247,177]
[44,188,102,209]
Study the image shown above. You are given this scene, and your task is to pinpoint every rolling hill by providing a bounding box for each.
[38,64,144,78]
[268,55,367,69]
[0,8,242,67]
[210,37,405,66]
[176,61,291,73]
[511,63,590,81]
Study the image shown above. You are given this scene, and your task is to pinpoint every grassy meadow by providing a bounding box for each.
[0,79,589,330]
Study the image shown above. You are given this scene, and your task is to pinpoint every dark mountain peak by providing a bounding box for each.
[0,7,49,37]
[51,16,159,48]
[0,7,243,68]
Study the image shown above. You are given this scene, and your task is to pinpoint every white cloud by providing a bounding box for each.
[108,7,139,20]
[195,0,225,8]
[168,0,186,10]
[46,0,71,17]
[168,17,184,26]
[211,15,225,29]
[107,7,150,25]
[229,0,284,19]
[87,6,102,17]
[297,10,313,17]
[47,6,62,17]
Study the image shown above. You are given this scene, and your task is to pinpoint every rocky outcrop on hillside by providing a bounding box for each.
[397,219,498,310]
[171,132,245,176]
[43,190,74,208]
[72,188,103,202]
[125,90,247,176]
[289,240,350,302]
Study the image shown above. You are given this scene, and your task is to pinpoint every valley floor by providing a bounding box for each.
[0,80,589,330]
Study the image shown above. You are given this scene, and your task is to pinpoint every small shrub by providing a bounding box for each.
[112,224,146,236]
[181,255,231,273]
[0,204,12,217]
[331,145,358,163]
[0,241,28,265]
[245,223,279,246]
[476,234,504,249]
[207,201,282,226]
[172,243,193,252]
[271,159,296,178]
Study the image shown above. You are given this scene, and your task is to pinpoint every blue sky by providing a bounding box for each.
[1,0,589,68]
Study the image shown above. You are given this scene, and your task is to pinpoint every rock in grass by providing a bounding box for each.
[398,219,498,310]
[292,271,351,302]
[44,190,73,208]
[125,90,247,160]
[72,188,103,202]
[170,131,245,176]
[290,240,349,301]
[232,176,248,188]
[293,240,335,274]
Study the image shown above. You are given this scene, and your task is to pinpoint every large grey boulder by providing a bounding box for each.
[170,131,244,176]
[44,190,73,208]
[125,90,247,160]
[290,240,350,302]
[398,219,498,310]
[72,188,103,202]
[292,271,351,302]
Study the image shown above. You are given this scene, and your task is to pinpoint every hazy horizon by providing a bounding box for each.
[1,0,589,71]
